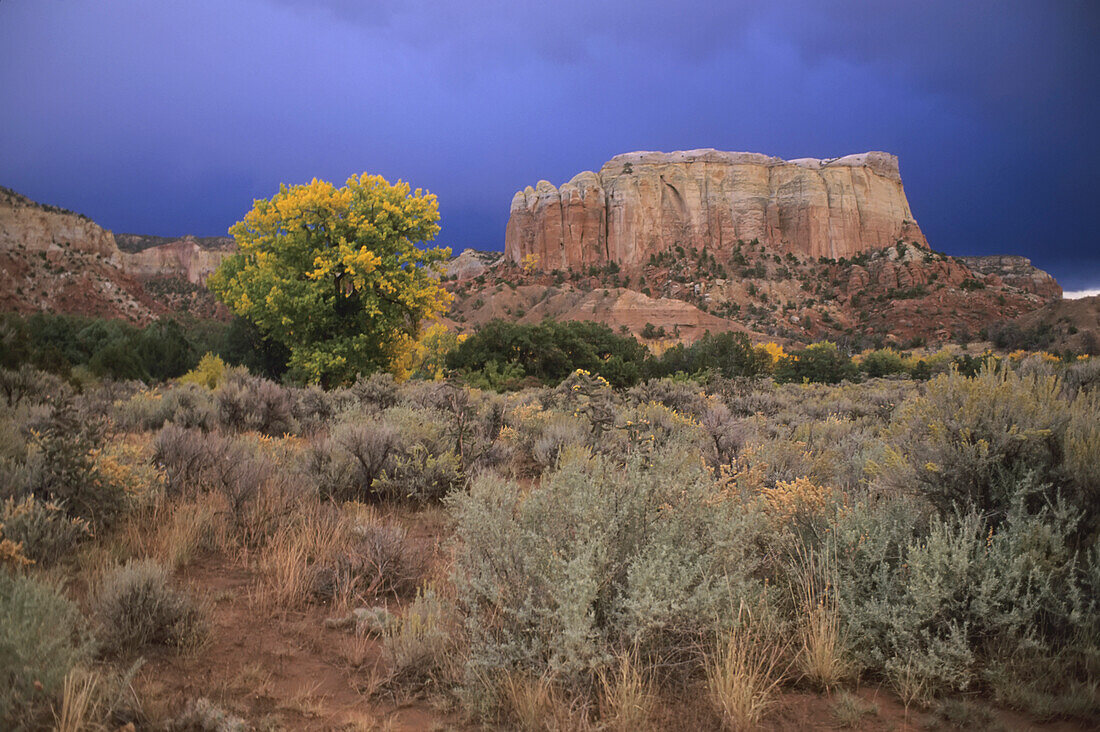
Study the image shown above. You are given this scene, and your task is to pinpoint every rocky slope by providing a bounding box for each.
[1,176,1064,350]
[0,186,231,321]
[0,186,159,320]
[447,238,1058,347]
[114,233,234,253]
[986,295,1100,355]
[505,150,926,272]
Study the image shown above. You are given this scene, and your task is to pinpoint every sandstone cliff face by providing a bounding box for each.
[446,249,502,281]
[121,237,235,285]
[0,189,159,321]
[0,187,121,262]
[505,150,926,271]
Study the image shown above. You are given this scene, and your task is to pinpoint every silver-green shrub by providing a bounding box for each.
[450,445,765,690]
[877,365,1070,517]
[0,571,91,727]
[94,558,204,655]
[0,496,91,566]
[215,373,297,435]
[831,486,1099,702]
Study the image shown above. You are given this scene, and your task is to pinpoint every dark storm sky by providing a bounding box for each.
[2,1,1098,289]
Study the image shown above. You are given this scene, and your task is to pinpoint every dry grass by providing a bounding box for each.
[251,504,351,612]
[500,671,591,732]
[829,689,878,727]
[889,655,933,712]
[791,547,852,690]
[155,496,228,569]
[278,681,327,718]
[706,609,791,731]
[379,586,456,693]
[597,648,656,732]
[53,668,101,732]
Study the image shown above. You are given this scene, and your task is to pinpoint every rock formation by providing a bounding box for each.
[505,150,927,271]
[121,236,235,285]
[446,248,502,281]
[0,186,121,262]
[0,186,234,321]
[959,255,1062,300]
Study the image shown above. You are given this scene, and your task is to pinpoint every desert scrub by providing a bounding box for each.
[214,371,297,435]
[93,559,205,655]
[153,425,298,537]
[113,383,216,432]
[381,586,456,692]
[351,371,400,411]
[875,365,1074,519]
[307,419,398,501]
[0,571,91,728]
[450,444,766,702]
[25,397,129,528]
[626,378,709,419]
[499,402,589,475]
[377,406,464,501]
[0,495,91,566]
[310,519,426,603]
[0,365,68,409]
[830,487,1100,702]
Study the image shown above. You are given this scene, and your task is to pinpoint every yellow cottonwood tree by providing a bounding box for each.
[208,174,452,386]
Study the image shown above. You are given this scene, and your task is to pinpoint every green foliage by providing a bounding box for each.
[447,319,646,389]
[0,312,210,383]
[831,491,1099,701]
[877,365,1077,520]
[28,398,127,529]
[208,174,452,385]
[461,359,530,392]
[859,349,907,378]
[647,330,769,379]
[775,342,861,384]
[0,572,91,728]
[215,315,291,381]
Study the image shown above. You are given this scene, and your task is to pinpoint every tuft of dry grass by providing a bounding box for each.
[499,671,592,732]
[379,586,456,693]
[251,504,351,612]
[156,496,228,569]
[889,655,933,712]
[829,689,878,728]
[598,648,656,732]
[501,671,561,732]
[791,547,852,690]
[706,608,790,731]
[53,668,101,732]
